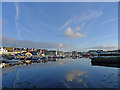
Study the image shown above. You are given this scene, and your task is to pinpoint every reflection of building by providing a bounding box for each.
[0,47,8,54]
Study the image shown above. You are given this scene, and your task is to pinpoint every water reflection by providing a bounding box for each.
[48,58,59,61]
[2,58,118,88]
[65,70,87,82]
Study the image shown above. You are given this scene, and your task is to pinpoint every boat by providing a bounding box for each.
[0,63,5,68]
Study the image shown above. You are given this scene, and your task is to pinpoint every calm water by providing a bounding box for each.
[2,58,119,88]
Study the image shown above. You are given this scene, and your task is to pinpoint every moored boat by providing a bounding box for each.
[0,63,5,68]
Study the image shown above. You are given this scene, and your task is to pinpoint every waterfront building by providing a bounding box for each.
[3,47,13,52]
[72,51,78,57]
[64,52,72,57]
[36,49,42,54]
[57,51,64,57]
[26,48,29,52]
[0,47,8,55]
[42,49,48,55]
[47,50,57,57]
[77,52,83,57]
[13,48,26,53]
[30,48,34,51]
[30,51,38,57]
[84,53,90,56]
[52,50,57,56]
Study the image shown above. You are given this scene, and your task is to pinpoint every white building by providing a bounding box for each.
[0,47,8,54]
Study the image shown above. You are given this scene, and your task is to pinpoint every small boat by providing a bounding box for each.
[0,63,5,68]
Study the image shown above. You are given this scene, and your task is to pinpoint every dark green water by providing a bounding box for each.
[2,58,119,88]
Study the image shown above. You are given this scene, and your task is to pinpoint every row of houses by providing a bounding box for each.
[0,47,119,57]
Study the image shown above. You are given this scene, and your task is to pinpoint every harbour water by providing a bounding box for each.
[2,58,119,88]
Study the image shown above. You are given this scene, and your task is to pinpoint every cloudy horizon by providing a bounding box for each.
[1,36,118,52]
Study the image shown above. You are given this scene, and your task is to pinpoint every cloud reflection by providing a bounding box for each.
[65,70,87,82]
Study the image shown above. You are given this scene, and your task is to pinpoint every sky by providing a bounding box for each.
[2,2,118,51]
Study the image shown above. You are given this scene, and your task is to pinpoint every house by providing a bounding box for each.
[77,52,83,57]
[47,50,57,57]
[3,47,13,52]
[57,50,64,57]
[0,47,8,55]
[13,48,26,53]
[72,51,78,57]
[29,48,34,52]
[36,49,42,55]
[42,49,48,55]
[64,52,72,57]
[30,51,38,57]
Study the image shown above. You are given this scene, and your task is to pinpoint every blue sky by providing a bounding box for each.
[2,2,118,51]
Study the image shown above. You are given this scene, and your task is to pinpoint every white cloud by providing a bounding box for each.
[87,44,118,50]
[101,18,117,25]
[60,10,103,31]
[60,10,103,40]
[76,27,80,31]
[60,17,76,30]
[65,27,84,39]
[76,10,103,24]
[15,2,22,40]
[59,43,63,48]
[81,23,85,27]
[2,36,70,49]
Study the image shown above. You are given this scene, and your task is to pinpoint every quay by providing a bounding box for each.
[91,61,120,68]
[91,57,120,63]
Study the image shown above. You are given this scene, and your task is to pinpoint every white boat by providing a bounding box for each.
[0,63,5,68]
